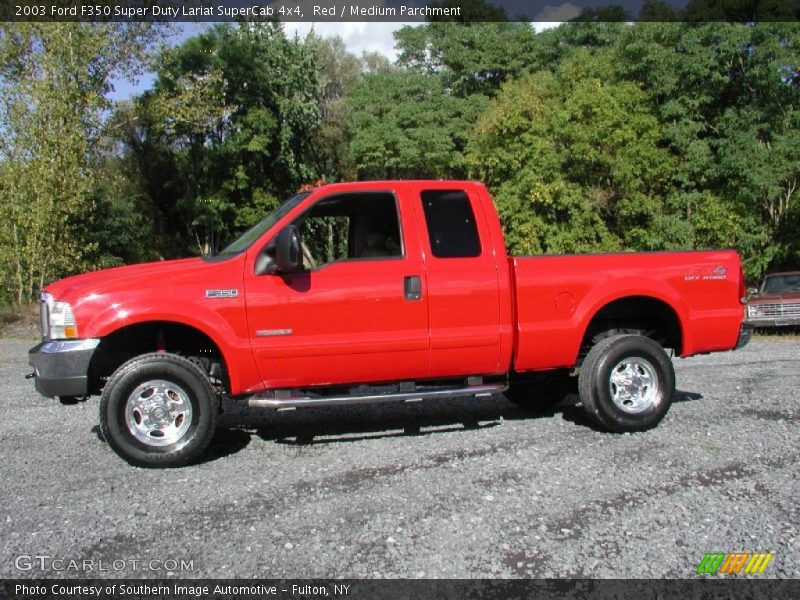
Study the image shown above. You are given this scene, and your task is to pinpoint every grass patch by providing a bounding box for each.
[752,326,800,341]
[0,303,39,339]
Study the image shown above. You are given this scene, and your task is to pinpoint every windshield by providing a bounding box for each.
[762,273,800,293]
[217,192,310,256]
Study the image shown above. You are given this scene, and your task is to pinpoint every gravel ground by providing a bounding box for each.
[1,335,797,579]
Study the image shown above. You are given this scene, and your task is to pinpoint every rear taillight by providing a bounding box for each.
[739,264,747,304]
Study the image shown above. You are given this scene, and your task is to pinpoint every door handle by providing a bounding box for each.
[404,275,422,301]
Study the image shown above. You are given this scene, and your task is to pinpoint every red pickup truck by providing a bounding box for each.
[29,180,751,466]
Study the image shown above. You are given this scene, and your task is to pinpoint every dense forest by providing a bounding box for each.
[1,5,799,305]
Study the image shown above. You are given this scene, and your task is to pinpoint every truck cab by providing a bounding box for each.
[241,181,511,389]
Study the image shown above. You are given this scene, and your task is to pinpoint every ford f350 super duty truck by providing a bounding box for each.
[29,180,752,467]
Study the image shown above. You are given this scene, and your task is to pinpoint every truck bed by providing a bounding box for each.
[510,250,745,373]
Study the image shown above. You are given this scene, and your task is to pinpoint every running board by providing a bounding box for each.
[247,383,508,410]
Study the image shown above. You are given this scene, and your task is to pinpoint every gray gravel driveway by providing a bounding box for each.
[1,336,797,579]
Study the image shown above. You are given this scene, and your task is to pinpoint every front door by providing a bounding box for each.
[244,189,430,389]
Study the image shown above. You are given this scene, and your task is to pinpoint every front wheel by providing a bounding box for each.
[99,353,218,467]
[578,335,675,432]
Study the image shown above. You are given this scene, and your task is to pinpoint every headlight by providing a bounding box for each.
[747,305,756,317]
[40,292,78,340]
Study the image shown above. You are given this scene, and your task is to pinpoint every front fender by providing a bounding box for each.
[78,295,258,395]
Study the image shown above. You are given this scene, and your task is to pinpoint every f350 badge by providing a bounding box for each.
[684,266,727,281]
[205,289,239,299]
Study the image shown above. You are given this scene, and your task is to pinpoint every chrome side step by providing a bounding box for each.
[247,383,508,410]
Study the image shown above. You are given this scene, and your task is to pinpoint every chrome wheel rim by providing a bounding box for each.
[608,357,660,414]
[124,380,193,447]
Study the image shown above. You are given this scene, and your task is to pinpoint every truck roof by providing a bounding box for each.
[300,180,486,193]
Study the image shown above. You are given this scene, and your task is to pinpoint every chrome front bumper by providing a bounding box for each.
[28,339,100,398]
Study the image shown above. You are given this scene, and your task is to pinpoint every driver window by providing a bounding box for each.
[294,192,402,269]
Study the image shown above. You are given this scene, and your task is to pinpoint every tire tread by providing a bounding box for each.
[99,352,218,468]
[578,334,675,433]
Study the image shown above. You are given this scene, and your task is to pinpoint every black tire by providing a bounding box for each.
[99,353,218,467]
[578,335,675,433]
[505,372,577,410]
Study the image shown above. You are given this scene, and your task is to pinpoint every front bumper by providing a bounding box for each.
[735,322,754,350]
[28,339,100,398]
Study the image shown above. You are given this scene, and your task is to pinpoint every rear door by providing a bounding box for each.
[413,184,504,377]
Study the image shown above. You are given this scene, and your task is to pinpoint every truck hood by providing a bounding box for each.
[45,258,211,303]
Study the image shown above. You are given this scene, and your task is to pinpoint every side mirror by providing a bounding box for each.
[275,225,303,273]
[747,287,758,296]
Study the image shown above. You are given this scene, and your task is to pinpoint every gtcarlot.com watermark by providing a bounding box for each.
[15,554,194,573]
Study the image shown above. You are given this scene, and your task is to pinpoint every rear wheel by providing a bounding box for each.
[99,353,218,467]
[578,335,674,432]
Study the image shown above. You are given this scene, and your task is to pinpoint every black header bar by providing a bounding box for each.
[3,0,800,23]
[3,579,800,600]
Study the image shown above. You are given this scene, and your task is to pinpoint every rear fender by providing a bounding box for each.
[576,279,690,356]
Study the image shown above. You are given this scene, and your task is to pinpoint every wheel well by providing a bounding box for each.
[88,321,228,395]
[580,296,682,358]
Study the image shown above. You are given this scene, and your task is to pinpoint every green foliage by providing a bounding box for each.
[349,70,488,179]
[616,22,800,279]
[466,50,675,255]
[527,21,627,73]
[127,23,321,255]
[83,152,163,268]
[396,21,537,97]
[0,23,162,304]
[306,35,380,182]
[2,13,798,294]
[134,17,795,281]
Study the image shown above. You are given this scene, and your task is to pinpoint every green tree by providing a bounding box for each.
[395,20,536,97]
[466,50,676,255]
[351,6,532,180]
[305,35,378,182]
[0,23,162,304]
[125,23,321,255]
[525,21,628,74]
[616,22,800,279]
[83,131,164,268]
[348,70,488,179]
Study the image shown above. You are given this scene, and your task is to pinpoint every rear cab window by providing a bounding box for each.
[420,189,482,258]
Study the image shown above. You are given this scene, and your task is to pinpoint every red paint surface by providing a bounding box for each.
[45,180,746,395]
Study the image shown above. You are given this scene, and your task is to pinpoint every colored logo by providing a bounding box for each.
[684,265,728,281]
[696,552,774,574]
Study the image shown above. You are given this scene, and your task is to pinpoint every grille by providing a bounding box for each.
[750,302,800,317]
